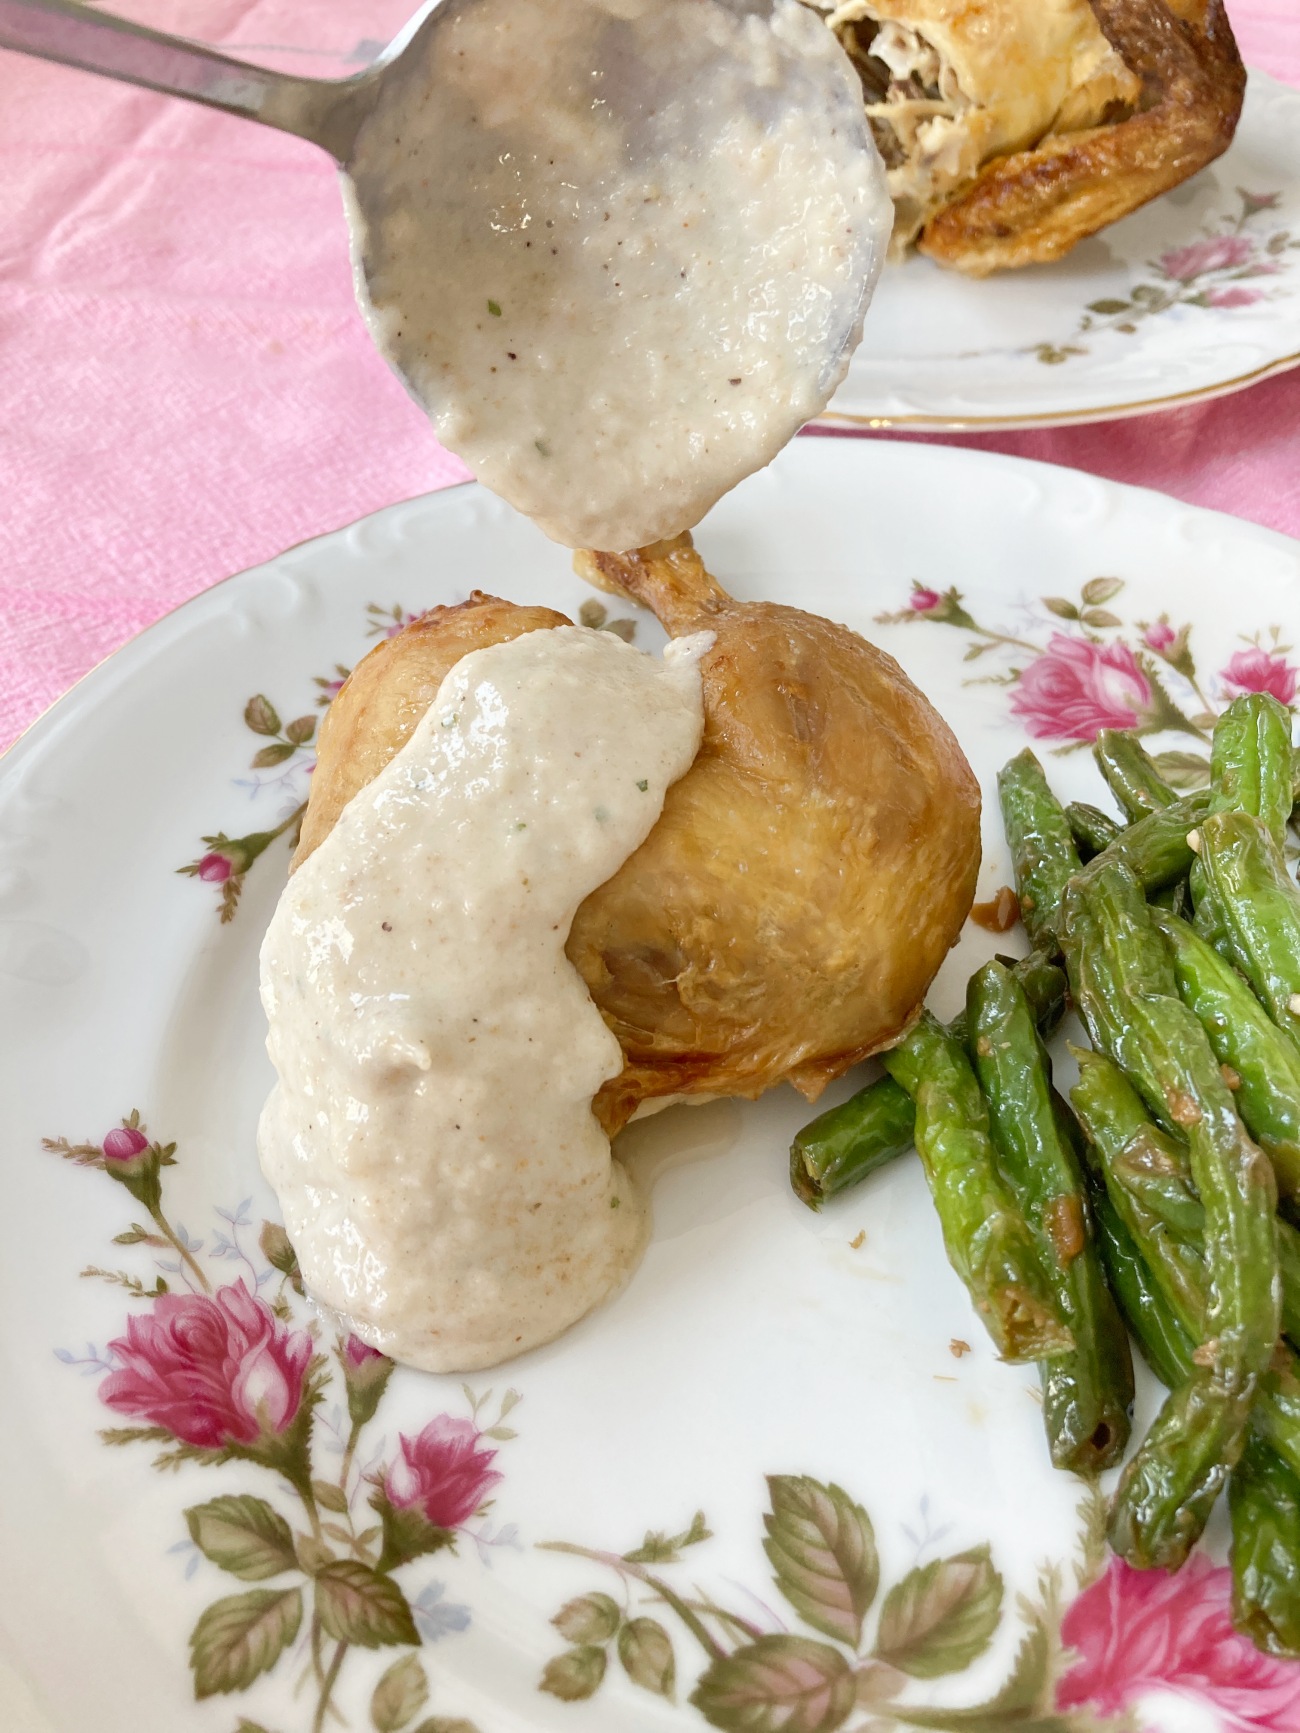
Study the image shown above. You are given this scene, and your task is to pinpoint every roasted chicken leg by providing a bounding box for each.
[296,538,981,1132]
[810,0,1245,275]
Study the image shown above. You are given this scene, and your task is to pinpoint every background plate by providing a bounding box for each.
[3,440,1300,1733]
[821,71,1300,430]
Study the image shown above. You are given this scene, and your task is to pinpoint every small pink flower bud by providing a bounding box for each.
[102,1126,150,1162]
[197,852,234,883]
[385,1416,502,1529]
[909,588,942,613]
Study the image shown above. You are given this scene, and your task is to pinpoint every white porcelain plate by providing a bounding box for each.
[820,71,1300,431]
[4,441,1300,1733]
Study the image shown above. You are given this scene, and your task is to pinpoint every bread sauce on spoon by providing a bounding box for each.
[345,0,891,548]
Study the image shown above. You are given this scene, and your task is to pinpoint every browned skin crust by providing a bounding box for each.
[918,0,1246,276]
[297,543,982,1137]
[294,592,570,867]
[571,537,981,1133]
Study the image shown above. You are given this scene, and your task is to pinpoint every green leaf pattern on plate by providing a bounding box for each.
[763,1474,878,1648]
[189,1586,303,1699]
[537,1478,1086,1729]
[185,1495,298,1582]
[874,1547,1003,1679]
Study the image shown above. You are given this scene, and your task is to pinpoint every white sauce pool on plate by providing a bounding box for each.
[344,0,891,551]
[257,625,710,1372]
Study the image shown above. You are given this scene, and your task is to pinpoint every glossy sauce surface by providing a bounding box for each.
[258,626,709,1370]
[345,0,890,549]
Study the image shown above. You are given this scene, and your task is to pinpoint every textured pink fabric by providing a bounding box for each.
[0,1,1294,751]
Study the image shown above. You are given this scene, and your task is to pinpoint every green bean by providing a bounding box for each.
[968,962,1131,1469]
[1148,1203,1300,1352]
[1150,880,1191,919]
[790,952,1068,1210]
[1152,904,1300,1199]
[1093,729,1177,819]
[997,749,1081,948]
[1066,801,1122,860]
[1073,1046,1300,1349]
[1105,1127,1202,1246]
[1087,1123,1300,1655]
[1059,861,1279,1569]
[1073,1054,1300,1542]
[1230,1438,1300,1658]
[1088,1181,1194,1391]
[788,1076,915,1209]
[984,949,1071,1044]
[1070,1049,1210,1340]
[1191,694,1293,949]
[1211,693,1294,850]
[1092,1105,1300,1657]
[882,1013,1072,1363]
[1252,1367,1300,1492]
[1071,1049,1300,1483]
[1084,789,1214,895]
[1197,809,1300,1055]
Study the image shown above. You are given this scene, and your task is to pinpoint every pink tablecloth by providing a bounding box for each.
[0,1,1296,751]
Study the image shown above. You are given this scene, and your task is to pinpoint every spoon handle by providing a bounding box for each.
[0,0,374,158]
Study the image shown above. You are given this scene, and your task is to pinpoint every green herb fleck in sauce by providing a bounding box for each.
[487,299,502,317]
[636,779,649,792]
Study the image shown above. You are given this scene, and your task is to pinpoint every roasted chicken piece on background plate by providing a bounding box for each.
[807,0,1245,274]
[297,537,981,1132]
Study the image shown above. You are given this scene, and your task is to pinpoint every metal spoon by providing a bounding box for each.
[0,0,890,549]
[0,0,394,159]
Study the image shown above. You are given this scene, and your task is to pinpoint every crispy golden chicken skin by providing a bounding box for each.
[919,0,1246,274]
[813,0,1244,275]
[295,540,981,1134]
[294,593,569,865]
[570,538,980,1130]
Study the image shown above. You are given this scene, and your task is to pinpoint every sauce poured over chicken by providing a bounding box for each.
[259,628,708,1371]
[298,539,982,1137]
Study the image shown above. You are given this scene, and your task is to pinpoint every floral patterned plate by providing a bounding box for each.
[819,70,1300,431]
[3,439,1300,1733]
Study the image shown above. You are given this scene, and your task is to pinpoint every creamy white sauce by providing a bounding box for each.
[257,626,709,1371]
[344,0,891,550]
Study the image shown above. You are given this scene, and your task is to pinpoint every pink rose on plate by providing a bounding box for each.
[1207,287,1264,310]
[100,1282,312,1448]
[1010,634,1152,742]
[1057,1555,1300,1731]
[386,1415,502,1529]
[1161,235,1254,281]
[1221,647,1298,706]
